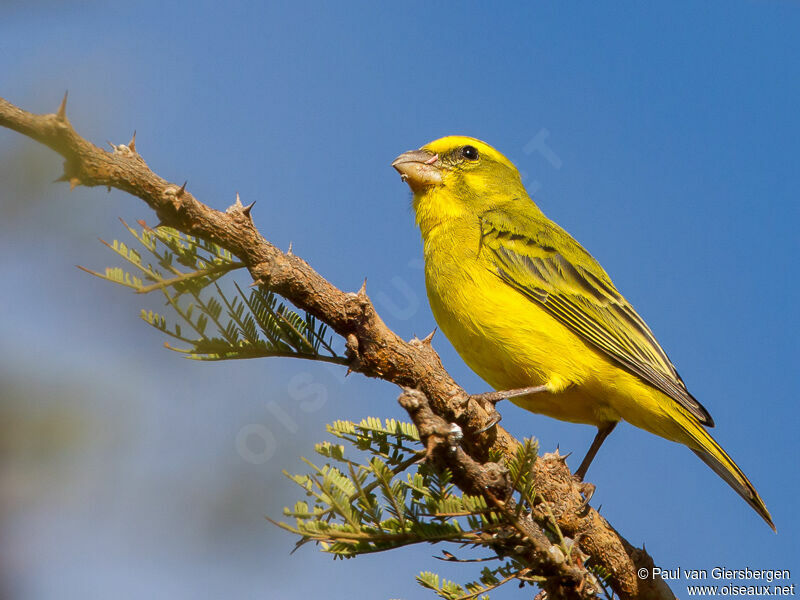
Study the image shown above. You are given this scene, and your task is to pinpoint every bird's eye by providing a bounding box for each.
[460,145,479,161]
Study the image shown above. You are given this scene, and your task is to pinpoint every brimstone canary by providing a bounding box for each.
[392,136,773,530]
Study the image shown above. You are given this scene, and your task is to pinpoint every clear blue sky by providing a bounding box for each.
[1,2,798,598]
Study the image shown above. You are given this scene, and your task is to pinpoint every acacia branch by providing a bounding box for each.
[399,388,598,599]
[0,94,674,600]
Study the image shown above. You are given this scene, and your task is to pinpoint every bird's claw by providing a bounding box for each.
[474,409,502,434]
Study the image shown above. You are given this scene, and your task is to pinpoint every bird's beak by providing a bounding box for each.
[391,149,443,191]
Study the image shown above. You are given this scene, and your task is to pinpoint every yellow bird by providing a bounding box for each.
[392,136,774,530]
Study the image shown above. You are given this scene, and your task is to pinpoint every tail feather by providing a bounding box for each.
[679,417,775,531]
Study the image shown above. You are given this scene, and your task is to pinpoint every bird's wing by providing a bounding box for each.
[479,206,713,426]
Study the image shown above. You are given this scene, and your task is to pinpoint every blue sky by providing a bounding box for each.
[1,2,798,598]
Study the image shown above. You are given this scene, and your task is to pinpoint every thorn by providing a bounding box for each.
[56,91,68,121]
[69,177,80,191]
[107,140,116,151]
[422,328,437,345]
[234,191,243,208]
[128,130,137,153]
[357,278,367,298]
[242,201,256,217]
[287,241,293,256]
[176,181,187,197]
[53,173,70,183]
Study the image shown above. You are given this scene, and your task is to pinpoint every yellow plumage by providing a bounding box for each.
[392,135,773,530]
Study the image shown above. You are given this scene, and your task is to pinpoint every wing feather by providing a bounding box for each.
[481,207,713,426]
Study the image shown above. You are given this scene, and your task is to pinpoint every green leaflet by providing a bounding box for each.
[81,220,344,364]
[275,419,608,598]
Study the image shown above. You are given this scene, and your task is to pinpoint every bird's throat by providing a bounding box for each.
[413,187,464,242]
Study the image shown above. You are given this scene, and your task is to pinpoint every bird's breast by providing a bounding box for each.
[422,227,618,426]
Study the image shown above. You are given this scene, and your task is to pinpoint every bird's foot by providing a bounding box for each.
[474,409,502,434]
[574,479,596,513]
[466,385,546,434]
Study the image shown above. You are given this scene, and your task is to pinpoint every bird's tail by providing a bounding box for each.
[673,408,775,531]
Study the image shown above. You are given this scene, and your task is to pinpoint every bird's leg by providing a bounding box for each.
[470,384,549,405]
[469,385,548,434]
[573,421,618,481]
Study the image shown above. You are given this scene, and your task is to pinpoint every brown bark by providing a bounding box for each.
[0,94,674,600]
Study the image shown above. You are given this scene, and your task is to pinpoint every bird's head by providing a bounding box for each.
[392,136,529,235]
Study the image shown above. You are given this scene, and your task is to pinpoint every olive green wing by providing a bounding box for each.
[479,207,713,426]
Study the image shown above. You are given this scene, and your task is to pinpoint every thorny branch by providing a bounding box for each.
[399,388,598,599]
[0,94,674,600]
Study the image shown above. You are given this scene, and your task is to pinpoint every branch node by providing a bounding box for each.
[445,422,463,449]
[346,282,371,311]
[543,449,570,466]
[421,328,437,345]
[344,333,361,372]
[108,137,137,157]
[481,461,511,493]
[225,193,255,221]
[227,192,243,213]
[547,545,566,565]
[398,386,423,410]
[452,390,471,409]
